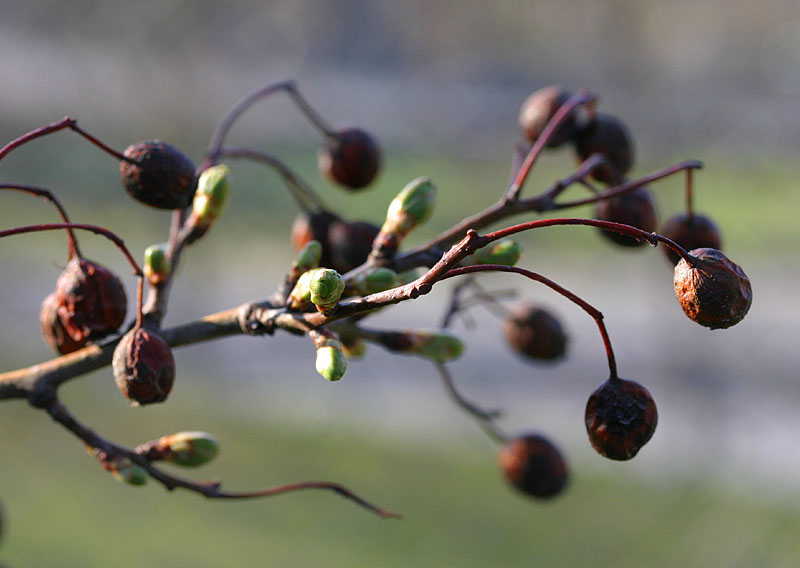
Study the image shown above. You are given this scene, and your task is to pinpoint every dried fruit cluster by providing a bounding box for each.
[0,81,752,541]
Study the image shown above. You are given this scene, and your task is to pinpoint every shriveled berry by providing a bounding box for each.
[498,434,568,499]
[53,258,127,344]
[673,248,752,329]
[112,327,175,406]
[660,213,722,265]
[574,113,634,183]
[120,140,197,209]
[594,187,658,247]
[327,219,381,274]
[318,128,381,190]
[503,303,567,361]
[585,377,657,461]
[40,292,84,354]
[518,86,578,147]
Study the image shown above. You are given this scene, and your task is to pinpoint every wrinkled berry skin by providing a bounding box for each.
[46,258,127,351]
[673,248,752,329]
[585,378,657,461]
[327,220,381,274]
[660,213,722,265]
[574,113,634,183]
[499,434,568,499]
[40,292,85,354]
[503,303,567,361]
[112,327,175,406]
[120,140,197,209]
[594,187,658,247]
[518,86,577,147]
[318,128,382,190]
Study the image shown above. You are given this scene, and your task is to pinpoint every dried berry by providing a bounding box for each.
[659,213,722,265]
[574,113,634,183]
[673,248,752,329]
[291,210,341,268]
[119,140,197,209]
[585,377,657,461]
[594,187,658,247]
[503,303,567,362]
[112,327,175,406]
[498,434,568,499]
[318,128,382,190]
[326,219,381,274]
[51,258,127,345]
[518,86,578,147]
[40,292,84,354]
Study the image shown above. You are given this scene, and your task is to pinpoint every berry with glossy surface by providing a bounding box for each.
[318,128,382,190]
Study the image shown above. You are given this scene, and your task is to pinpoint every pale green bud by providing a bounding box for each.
[162,431,219,467]
[381,177,436,238]
[289,270,314,309]
[143,243,171,286]
[472,239,523,267]
[316,339,347,381]
[296,240,323,272]
[309,268,345,308]
[409,330,464,362]
[353,267,398,295]
[111,458,148,486]
[192,164,232,222]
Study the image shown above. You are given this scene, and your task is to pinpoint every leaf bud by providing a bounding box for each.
[381,177,436,239]
[315,338,347,381]
[309,268,345,309]
[381,330,464,362]
[352,267,398,296]
[143,243,171,286]
[470,239,523,266]
[158,431,220,467]
[193,165,232,221]
[288,270,314,309]
[109,457,148,486]
[295,240,323,272]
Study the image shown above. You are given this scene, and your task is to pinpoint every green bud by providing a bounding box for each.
[316,340,347,381]
[409,330,464,362]
[162,431,219,467]
[111,458,148,486]
[193,164,232,222]
[143,243,171,286]
[289,270,314,309]
[309,268,345,308]
[382,177,436,238]
[296,240,323,272]
[472,239,523,267]
[353,267,398,295]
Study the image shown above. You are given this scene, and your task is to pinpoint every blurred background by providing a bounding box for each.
[1,1,799,566]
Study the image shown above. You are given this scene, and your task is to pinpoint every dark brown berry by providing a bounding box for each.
[503,303,567,361]
[120,140,197,209]
[518,86,578,147]
[585,377,657,461]
[52,258,127,345]
[112,327,175,406]
[40,292,84,354]
[326,219,381,273]
[574,113,634,183]
[290,210,341,268]
[660,213,722,265]
[499,434,568,499]
[673,248,752,329]
[318,128,381,190]
[594,187,658,247]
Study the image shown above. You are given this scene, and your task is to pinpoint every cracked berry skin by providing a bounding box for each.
[585,377,657,461]
[660,213,722,265]
[499,434,568,499]
[503,303,567,362]
[318,128,382,190]
[594,187,658,247]
[673,248,752,329]
[49,258,127,348]
[518,86,578,148]
[120,140,197,209]
[113,327,175,406]
[40,292,85,354]
[574,113,634,183]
